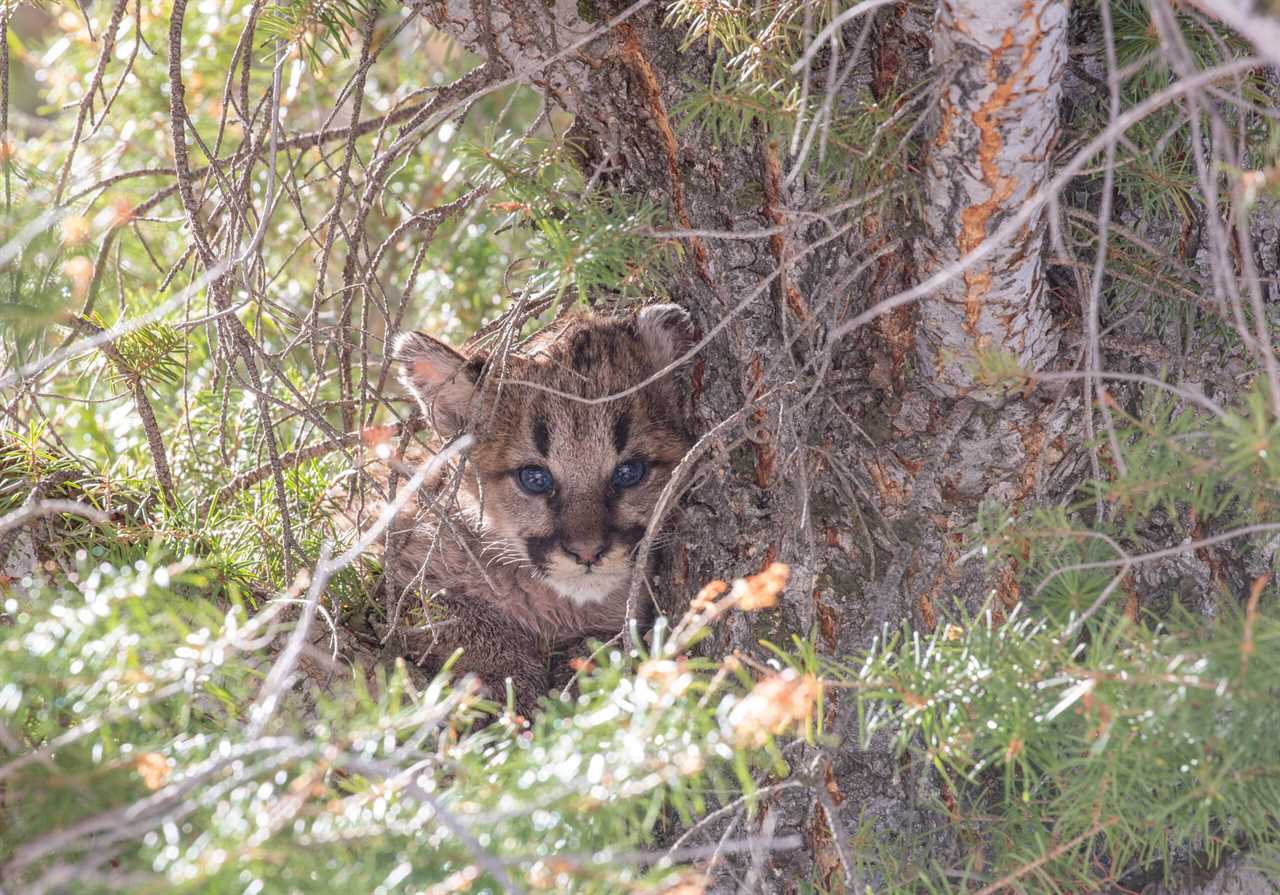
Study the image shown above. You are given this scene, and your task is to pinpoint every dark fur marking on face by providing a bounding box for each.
[610,524,648,548]
[612,412,631,455]
[533,417,551,457]
[571,332,595,372]
[524,532,558,569]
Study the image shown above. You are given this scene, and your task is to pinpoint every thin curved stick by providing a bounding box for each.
[0,499,111,536]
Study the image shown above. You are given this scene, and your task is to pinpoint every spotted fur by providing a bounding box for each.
[382,305,695,715]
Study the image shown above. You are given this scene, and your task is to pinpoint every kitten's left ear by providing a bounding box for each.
[635,303,697,370]
[393,331,485,432]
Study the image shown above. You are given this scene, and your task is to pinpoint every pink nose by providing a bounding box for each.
[562,540,607,566]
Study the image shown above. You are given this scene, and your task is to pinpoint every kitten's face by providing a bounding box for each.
[396,306,695,604]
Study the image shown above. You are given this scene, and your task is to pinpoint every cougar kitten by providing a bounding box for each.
[385,305,695,717]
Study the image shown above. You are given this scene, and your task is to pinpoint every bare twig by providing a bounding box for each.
[0,499,110,536]
[207,420,422,510]
[53,0,131,205]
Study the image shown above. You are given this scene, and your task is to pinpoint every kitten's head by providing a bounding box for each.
[395,305,696,604]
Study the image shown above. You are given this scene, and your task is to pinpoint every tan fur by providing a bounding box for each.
[377,305,695,716]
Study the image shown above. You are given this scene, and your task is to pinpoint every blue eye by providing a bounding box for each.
[516,465,554,495]
[611,459,648,489]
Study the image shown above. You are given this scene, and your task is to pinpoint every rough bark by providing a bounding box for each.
[916,0,1067,400]
[1150,854,1280,895]
[412,0,601,107]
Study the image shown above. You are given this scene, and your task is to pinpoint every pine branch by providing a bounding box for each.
[69,315,177,506]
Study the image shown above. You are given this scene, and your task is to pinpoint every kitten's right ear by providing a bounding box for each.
[635,303,697,371]
[393,331,480,431]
